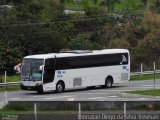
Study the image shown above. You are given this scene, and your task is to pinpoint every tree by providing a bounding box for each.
[99,0,121,13]
[138,31,160,69]
[93,0,98,5]
[0,0,71,73]
[108,38,130,49]
[68,34,101,50]
[81,0,100,16]
[156,0,160,11]
[141,0,149,11]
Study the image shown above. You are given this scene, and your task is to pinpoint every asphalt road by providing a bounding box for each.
[0,80,160,102]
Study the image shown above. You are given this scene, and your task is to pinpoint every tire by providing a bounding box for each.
[37,89,43,94]
[37,86,44,94]
[56,81,64,93]
[87,86,95,90]
[105,77,113,88]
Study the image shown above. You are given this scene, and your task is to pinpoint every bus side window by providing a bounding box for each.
[43,59,55,84]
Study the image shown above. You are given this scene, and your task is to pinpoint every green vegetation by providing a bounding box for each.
[2,75,20,82]
[0,86,20,92]
[64,1,83,10]
[128,89,160,96]
[0,75,20,92]
[64,0,157,12]
[0,0,160,74]
[130,74,160,81]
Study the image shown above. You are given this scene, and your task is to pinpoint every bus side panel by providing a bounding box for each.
[53,65,129,90]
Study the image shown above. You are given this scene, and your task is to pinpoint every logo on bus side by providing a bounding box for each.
[122,55,127,63]
[57,70,66,77]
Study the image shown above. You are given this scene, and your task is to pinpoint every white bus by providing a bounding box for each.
[20,49,130,93]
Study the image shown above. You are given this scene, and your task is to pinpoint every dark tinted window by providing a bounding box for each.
[45,59,55,66]
[43,58,55,83]
[56,53,128,70]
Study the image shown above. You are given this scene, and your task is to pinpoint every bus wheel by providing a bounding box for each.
[37,89,43,94]
[56,81,64,93]
[87,86,95,90]
[105,77,113,88]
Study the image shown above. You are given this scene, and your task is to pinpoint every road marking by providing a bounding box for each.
[91,89,130,92]
[141,85,160,87]
[98,100,104,101]
[44,96,71,100]
[67,98,75,101]
[65,90,133,95]
[138,98,148,100]
[32,96,44,98]
[10,98,20,100]
[88,97,105,100]
[108,96,118,98]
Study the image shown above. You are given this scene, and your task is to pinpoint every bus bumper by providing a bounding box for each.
[20,84,43,91]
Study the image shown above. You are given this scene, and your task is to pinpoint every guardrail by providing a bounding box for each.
[130,70,160,76]
[0,82,20,87]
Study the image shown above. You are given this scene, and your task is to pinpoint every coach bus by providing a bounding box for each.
[20,49,130,93]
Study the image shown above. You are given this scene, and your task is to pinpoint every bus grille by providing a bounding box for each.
[73,78,82,86]
[121,73,128,81]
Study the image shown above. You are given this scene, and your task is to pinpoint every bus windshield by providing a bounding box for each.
[21,59,44,81]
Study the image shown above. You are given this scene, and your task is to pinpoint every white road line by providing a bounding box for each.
[44,96,72,100]
[65,90,132,95]
[10,98,20,100]
[108,96,118,98]
[141,85,160,87]
[90,89,130,92]
[67,98,75,101]
[88,97,105,100]
[32,96,44,98]
[138,98,148,100]
[98,100,104,101]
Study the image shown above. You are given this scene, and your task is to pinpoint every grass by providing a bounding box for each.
[1,74,20,82]
[127,89,160,96]
[0,86,20,92]
[64,1,83,11]
[64,0,157,12]
[65,2,83,11]
[0,75,20,92]
[130,74,160,81]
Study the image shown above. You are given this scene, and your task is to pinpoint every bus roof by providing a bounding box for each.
[24,49,129,59]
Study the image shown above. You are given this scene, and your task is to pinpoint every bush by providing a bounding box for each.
[68,34,102,50]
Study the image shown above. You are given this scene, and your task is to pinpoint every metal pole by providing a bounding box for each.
[139,63,143,79]
[4,91,8,104]
[141,63,143,75]
[34,103,37,120]
[4,71,7,88]
[0,74,2,83]
[0,74,2,89]
[124,102,126,120]
[153,62,156,89]
[78,103,81,120]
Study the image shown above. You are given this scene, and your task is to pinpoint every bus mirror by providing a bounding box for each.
[39,65,44,71]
